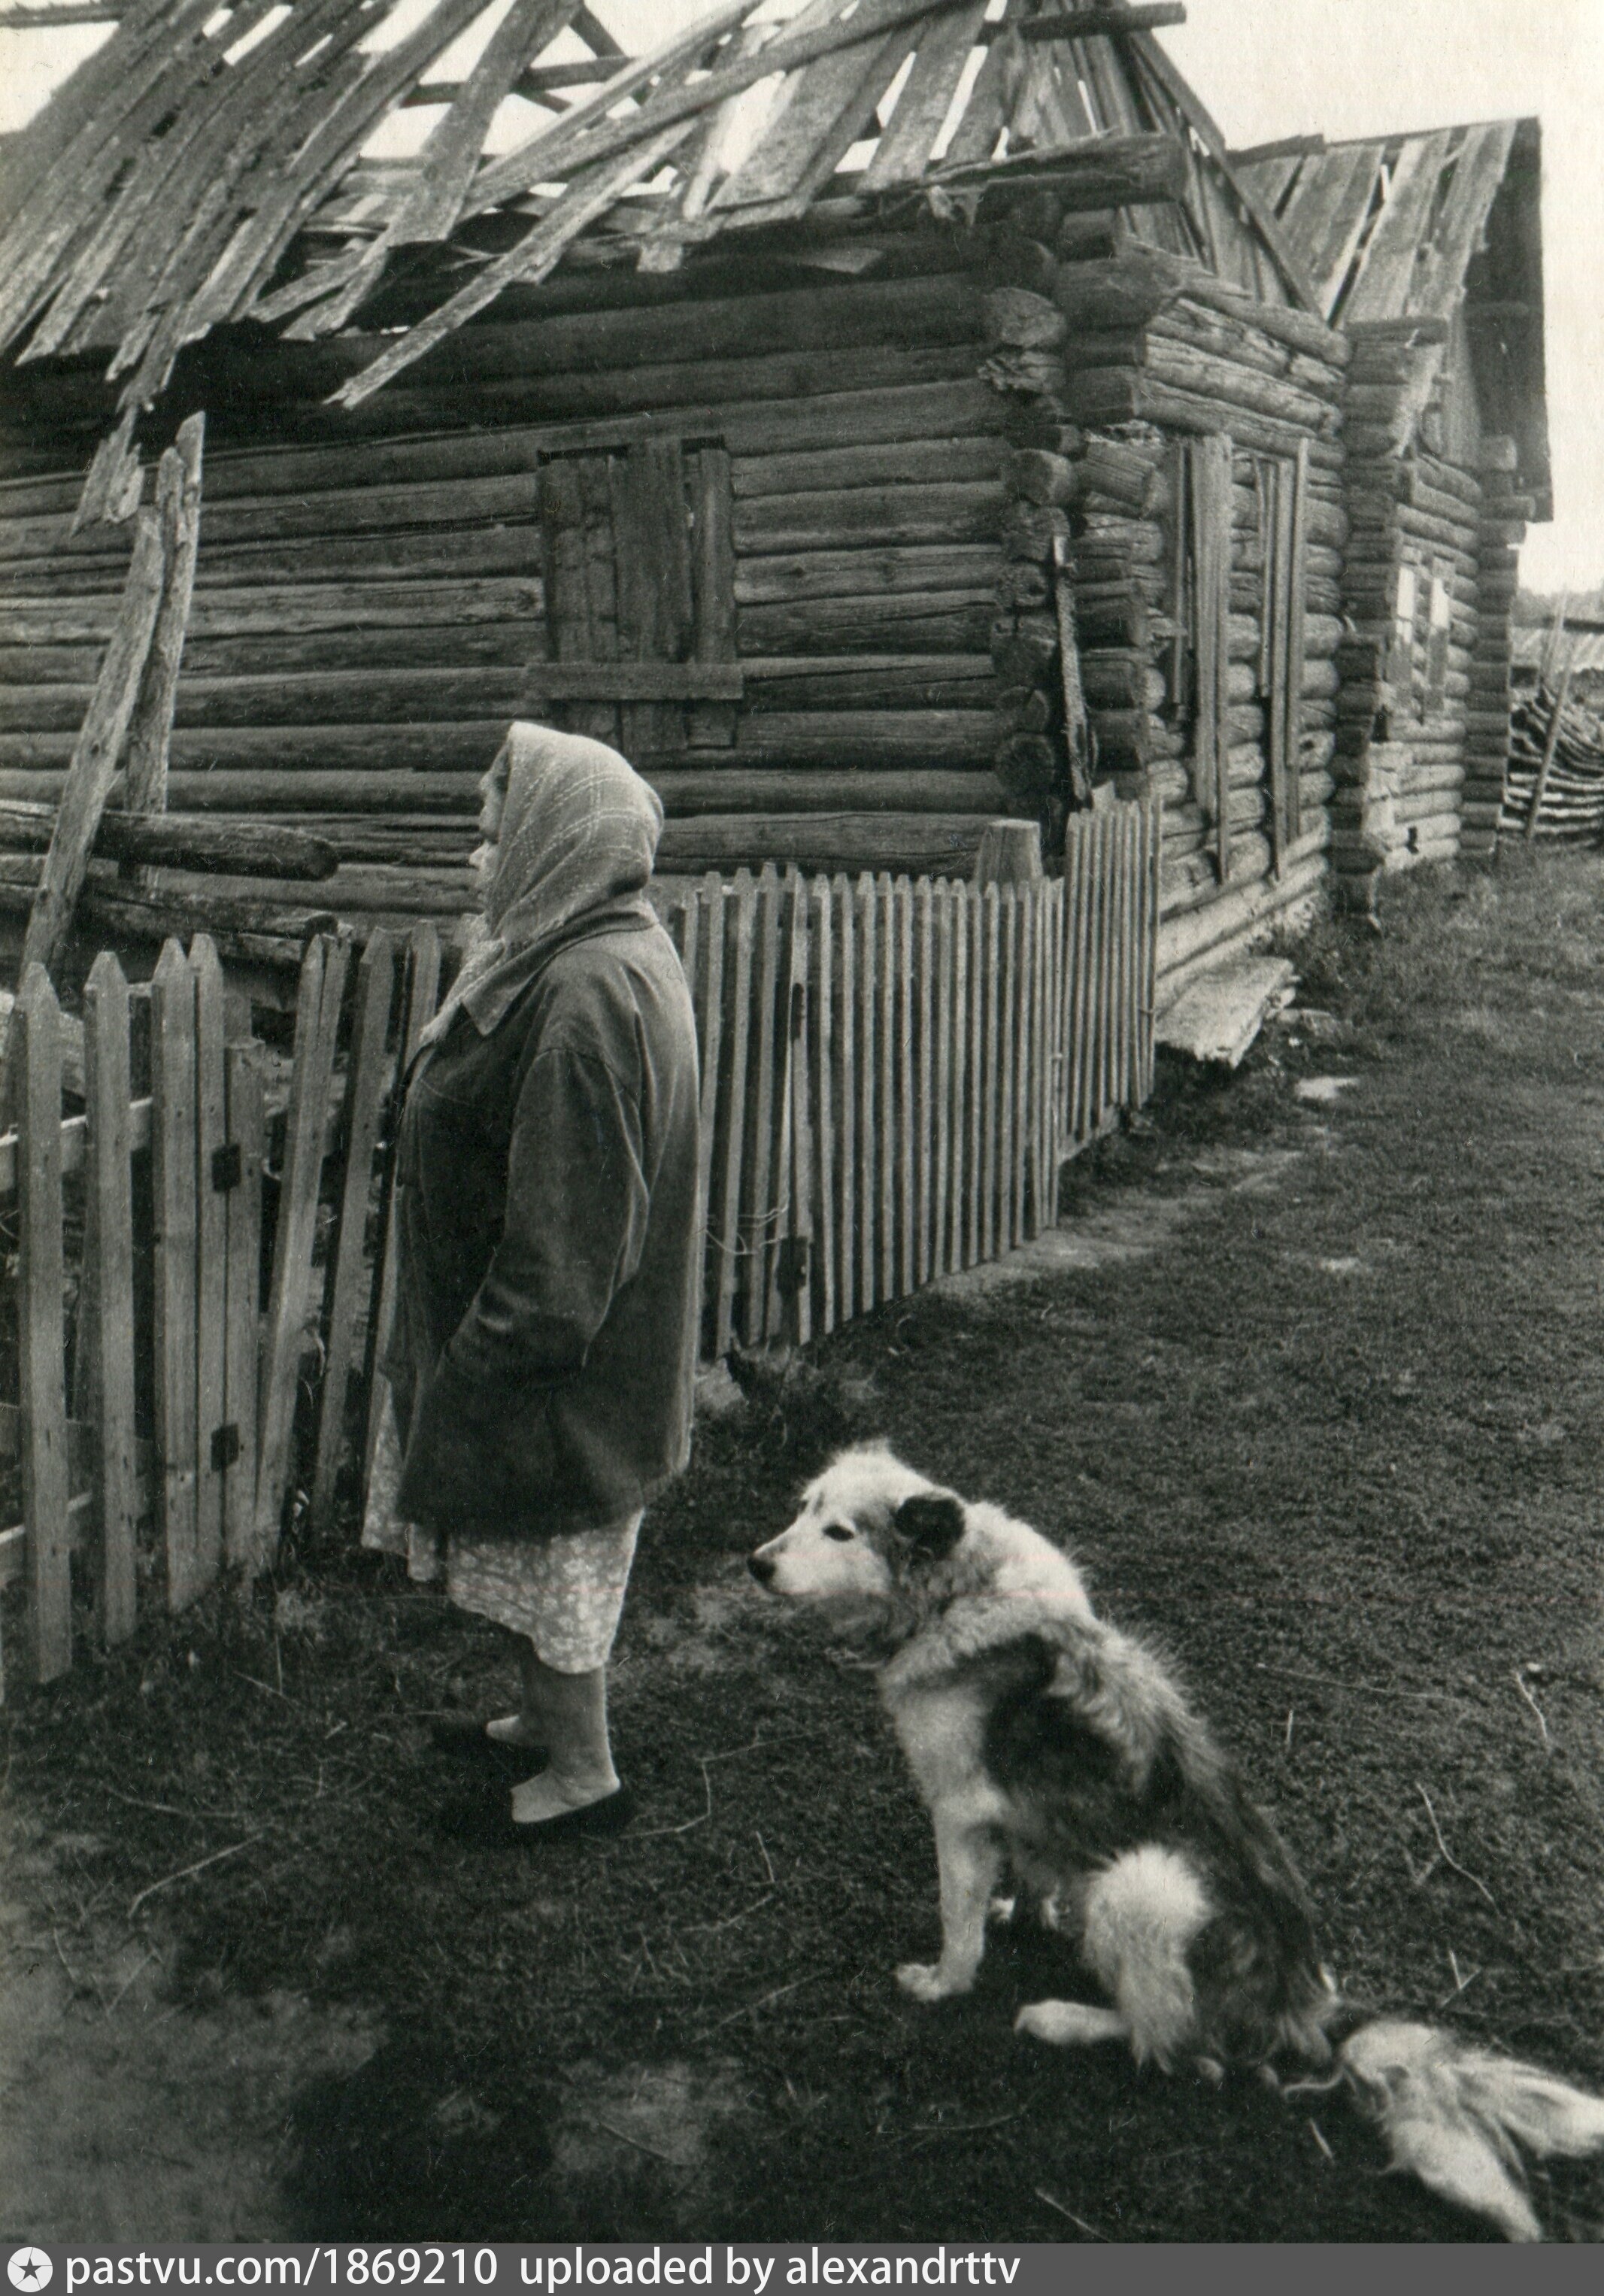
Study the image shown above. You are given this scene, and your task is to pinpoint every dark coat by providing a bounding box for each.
[391,914,700,1536]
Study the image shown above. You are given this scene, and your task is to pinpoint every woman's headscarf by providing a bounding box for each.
[420,722,663,1047]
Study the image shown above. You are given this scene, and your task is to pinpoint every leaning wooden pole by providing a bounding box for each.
[0,508,165,1125]
[1524,654,1576,842]
[123,414,205,824]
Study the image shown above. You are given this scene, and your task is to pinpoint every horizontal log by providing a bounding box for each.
[655,813,999,876]
[1053,251,1350,365]
[0,523,551,597]
[736,592,995,654]
[744,658,993,711]
[1066,369,1345,467]
[0,663,747,734]
[0,622,546,685]
[732,483,1001,555]
[731,437,1003,498]
[734,546,999,607]
[0,800,336,880]
[649,769,1008,815]
[0,578,545,646]
[1149,302,1343,403]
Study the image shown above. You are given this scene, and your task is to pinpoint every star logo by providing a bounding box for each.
[8,2254,51,2293]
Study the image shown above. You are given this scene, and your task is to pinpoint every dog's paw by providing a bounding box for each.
[1014,2000,1124,2048]
[896,1961,968,2003]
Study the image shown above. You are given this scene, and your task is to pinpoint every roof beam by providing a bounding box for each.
[1017,5,1187,38]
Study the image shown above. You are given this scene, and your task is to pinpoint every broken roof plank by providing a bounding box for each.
[1407,118,1515,319]
[1342,128,1456,322]
[858,0,988,190]
[1127,26,1320,311]
[1016,4,1187,34]
[710,11,926,216]
[332,117,699,408]
[464,0,753,216]
[27,0,368,365]
[0,0,230,352]
[393,0,587,246]
[281,0,588,339]
[1278,141,1383,317]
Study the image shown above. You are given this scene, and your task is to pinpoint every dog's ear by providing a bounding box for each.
[892,1492,966,1559]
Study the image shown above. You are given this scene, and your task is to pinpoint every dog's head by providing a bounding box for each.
[747,1442,971,1639]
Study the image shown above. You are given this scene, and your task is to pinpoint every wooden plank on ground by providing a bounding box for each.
[255,932,350,1565]
[191,935,226,1597]
[82,949,136,1645]
[310,928,400,1537]
[149,938,199,1612]
[223,1040,265,1572]
[14,964,70,1685]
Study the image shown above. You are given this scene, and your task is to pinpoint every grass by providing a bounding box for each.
[7,846,1604,2243]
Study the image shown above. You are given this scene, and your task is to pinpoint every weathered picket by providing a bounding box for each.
[0,805,1158,1694]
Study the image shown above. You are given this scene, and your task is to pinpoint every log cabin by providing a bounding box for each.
[1238,120,1549,892]
[0,0,1550,1003]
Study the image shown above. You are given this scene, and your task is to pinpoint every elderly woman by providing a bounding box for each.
[388,723,701,1841]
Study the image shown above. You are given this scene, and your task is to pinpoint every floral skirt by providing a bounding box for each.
[362,1391,641,1673]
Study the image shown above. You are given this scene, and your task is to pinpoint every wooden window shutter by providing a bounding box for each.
[1260,439,1310,872]
[1424,564,1453,714]
[1388,561,1419,704]
[1187,433,1234,881]
[535,438,740,755]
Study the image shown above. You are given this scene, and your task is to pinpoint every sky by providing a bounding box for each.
[1,0,1599,589]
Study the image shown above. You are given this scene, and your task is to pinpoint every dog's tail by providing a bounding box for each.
[1319,2018,1604,2240]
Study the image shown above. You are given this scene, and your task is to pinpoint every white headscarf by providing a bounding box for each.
[420,722,663,1048]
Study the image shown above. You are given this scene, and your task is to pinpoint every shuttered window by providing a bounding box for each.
[1172,432,1235,879]
[535,437,738,756]
[1256,441,1310,869]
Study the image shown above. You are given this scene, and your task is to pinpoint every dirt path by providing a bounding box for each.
[4,851,1603,2243]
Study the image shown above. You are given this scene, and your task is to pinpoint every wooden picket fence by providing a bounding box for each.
[0,802,1157,1694]
[659,801,1159,1352]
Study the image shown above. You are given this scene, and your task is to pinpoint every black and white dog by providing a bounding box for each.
[749,1442,1604,2242]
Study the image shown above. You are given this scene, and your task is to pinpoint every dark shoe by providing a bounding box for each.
[438,1787,635,1847]
[428,1715,548,1776]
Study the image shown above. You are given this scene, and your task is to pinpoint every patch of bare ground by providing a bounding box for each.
[5,849,1604,2242]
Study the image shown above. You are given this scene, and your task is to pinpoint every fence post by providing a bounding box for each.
[223,1040,265,1573]
[14,964,70,1685]
[359,921,441,1512]
[192,936,227,1599]
[256,931,350,1565]
[83,950,138,1645]
[310,929,400,1539]
[150,938,201,1612]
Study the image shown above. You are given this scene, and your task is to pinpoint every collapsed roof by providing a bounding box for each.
[1239,119,1549,514]
[0,0,1311,429]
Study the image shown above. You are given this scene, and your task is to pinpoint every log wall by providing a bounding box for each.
[984,265,1348,988]
[1326,326,1525,890]
[0,261,1022,924]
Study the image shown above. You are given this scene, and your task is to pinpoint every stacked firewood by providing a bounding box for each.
[1499,684,1604,842]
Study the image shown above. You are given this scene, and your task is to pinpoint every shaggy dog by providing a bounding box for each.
[748,1443,1604,2242]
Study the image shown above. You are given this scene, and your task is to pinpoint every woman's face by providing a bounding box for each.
[470,763,508,898]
